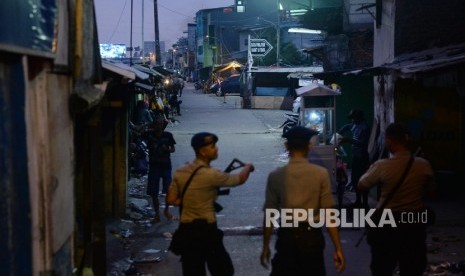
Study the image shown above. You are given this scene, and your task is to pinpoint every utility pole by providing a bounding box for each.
[258,16,280,67]
[141,0,144,63]
[276,0,280,67]
[172,48,176,69]
[130,0,133,65]
[154,0,161,65]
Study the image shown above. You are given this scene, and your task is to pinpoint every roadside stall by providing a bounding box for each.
[296,83,341,189]
[209,61,243,94]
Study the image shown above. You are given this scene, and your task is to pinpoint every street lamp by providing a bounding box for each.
[172,48,176,69]
[130,0,134,65]
[277,0,281,67]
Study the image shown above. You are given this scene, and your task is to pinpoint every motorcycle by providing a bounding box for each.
[194,80,204,90]
[330,133,348,208]
[335,144,348,208]
[279,113,300,134]
[128,121,149,177]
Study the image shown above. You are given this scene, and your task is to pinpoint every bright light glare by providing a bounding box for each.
[310,112,320,120]
[288,28,322,34]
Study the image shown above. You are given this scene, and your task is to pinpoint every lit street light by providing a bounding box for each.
[172,48,176,69]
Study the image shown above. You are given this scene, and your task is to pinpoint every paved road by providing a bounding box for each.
[107,82,465,276]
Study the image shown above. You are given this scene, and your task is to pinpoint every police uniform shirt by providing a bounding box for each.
[169,159,242,223]
[359,151,435,211]
[264,157,335,222]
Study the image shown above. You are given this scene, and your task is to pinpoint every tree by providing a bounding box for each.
[300,7,343,35]
[254,28,304,66]
[175,37,188,48]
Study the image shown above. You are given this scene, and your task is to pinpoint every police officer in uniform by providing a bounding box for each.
[166,132,254,276]
[339,108,371,208]
[358,123,435,275]
[261,126,345,276]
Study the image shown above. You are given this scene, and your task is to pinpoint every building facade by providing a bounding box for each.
[370,0,465,175]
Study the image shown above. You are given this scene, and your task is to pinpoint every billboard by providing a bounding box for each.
[1,0,56,55]
[99,44,127,58]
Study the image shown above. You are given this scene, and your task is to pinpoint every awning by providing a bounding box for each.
[287,71,324,79]
[251,66,324,74]
[316,43,465,79]
[296,83,341,96]
[135,82,154,92]
[382,43,465,75]
[132,64,165,78]
[102,60,149,80]
[213,61,244,73]
[152,66,174,76]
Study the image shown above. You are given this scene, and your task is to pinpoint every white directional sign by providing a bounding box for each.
[250,38,273,57]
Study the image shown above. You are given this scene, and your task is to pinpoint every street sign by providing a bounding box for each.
[249,38,273,57]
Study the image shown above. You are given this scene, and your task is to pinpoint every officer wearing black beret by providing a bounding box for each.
[261,126,345,275]
[166,132,254,276]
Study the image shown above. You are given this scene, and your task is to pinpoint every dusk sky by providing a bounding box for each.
[94,0,234,50]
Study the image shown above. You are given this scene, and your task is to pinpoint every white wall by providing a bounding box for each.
[373,0,395,66]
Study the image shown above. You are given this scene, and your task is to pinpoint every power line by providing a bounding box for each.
[105,0,129,43]
[158,3,195,19]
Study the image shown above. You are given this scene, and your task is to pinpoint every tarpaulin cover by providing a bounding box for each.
[0,0,56,54]
[296,83,341,96]
[213,61,243,73]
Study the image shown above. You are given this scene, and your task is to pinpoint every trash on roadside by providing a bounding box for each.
[143,249,161,254]
[426,260,465,275]
[136,220,152,228]
[128,212,143,220]
[120,229,133,238]
[133,256,162,264]
[108,227,121,237]
[163,232,173,239]
[427,243,441,253]
[124,263,139,275]
[443,235,461,242]
[449,260,465,274]
[428,261,450,272]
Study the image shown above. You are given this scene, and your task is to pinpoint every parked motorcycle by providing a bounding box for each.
[128,121,149,177]
[330,133,348,208]
[335,145,348,208]
[279,113,300,134]
[194,80,204,90]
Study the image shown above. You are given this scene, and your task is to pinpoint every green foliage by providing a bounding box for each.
[175,37,188,47]
[280,42,305,66]
[299,7,343,35]
[251,28,306,66]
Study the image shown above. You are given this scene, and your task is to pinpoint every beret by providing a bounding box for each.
[282,126,319,141]
[191,132,218,150]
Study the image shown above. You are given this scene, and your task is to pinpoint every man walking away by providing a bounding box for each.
[261,126,345,276]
